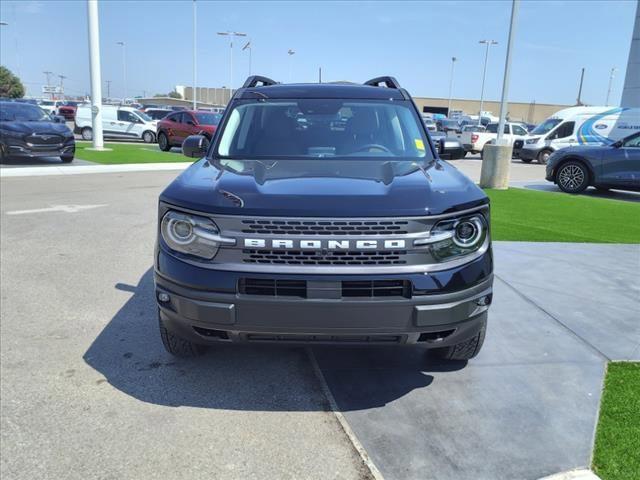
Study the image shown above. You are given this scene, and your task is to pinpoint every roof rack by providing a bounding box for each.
[364,76,401,89]
[242,75,278,88]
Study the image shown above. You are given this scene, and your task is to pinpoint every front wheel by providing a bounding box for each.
[158,132,171,151]
[521,158,533,164]
[81,127,93,141]
[537,149,553,164]
[158,312,207,357]
[142,131,156,144]
[430,318,486,360]
[556,161,589,193]
[60,154,74,163]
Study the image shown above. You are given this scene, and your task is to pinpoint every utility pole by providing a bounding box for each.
[192,0,197,109]
[43,71,53,99]
[86,0,105,149]
[106,80,111,98]
[447,57,457,116]
[319,67,322,83]
[217,31,247,92]
[478,40,498,125]
[480,0,520,190]
[576,67,585,105]
[288,49,295,82]
[242,40,252,76]
[605,67,617,106]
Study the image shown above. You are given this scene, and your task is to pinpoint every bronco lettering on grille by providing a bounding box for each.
[243,239,406,250]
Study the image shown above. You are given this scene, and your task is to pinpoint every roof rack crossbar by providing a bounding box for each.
[364,76,401,89]
[242,75,278,88]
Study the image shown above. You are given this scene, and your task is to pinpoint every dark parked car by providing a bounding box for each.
[439,118,461,134]
[157,110,222,151]
[0,101,75,163]
[545,132,640,193]
[154,75,493,360]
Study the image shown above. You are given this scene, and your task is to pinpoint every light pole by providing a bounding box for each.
[288,49,295,82]
[217,31,247,93]
[43,71,53,99]
[116,41,127,102]
[86,0,104,149]
[242,40,252,76]
[605,67,617,106]
[192,0,197,109]
[58,74,67,99]
[447,56,457,116]
[478,39,498,125]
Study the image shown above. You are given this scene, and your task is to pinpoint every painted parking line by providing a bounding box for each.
[6,204,108,215]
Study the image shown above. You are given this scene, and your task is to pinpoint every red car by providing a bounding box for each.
[57,101,80,121]
[157,110,222,151]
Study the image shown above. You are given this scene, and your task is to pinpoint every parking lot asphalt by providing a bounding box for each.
[1,170,638,480]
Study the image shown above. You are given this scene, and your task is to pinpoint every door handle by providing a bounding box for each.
[110,122,116,125]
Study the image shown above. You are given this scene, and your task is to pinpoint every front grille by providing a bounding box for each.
[25,134,63,145]
[242,249,407,266]
[241,219,409,236]
[238,278,307,298]
[238,278,412,299]
[342,280,411,298]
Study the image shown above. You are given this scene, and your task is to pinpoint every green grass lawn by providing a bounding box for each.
[486,188,640,244]
[593,362,640,480]
[75,142,192,164]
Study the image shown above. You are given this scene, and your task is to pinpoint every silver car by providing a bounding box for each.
[545,132,640,193]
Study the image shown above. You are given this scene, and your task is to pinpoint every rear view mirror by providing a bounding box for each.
[182,135,209,158]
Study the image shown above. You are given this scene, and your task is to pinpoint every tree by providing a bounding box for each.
[0,66,25,98]
[168,90,182,99]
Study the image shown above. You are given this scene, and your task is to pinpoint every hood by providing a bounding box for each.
[160,158,488,217]
[0,121,72,136]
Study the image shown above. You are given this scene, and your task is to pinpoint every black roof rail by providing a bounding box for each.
[242,75,278,88]
[364,76,401,89]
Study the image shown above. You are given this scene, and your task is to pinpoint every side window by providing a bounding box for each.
[183,114,194,125]
[512,125,527,136]
[118,110,138,123]
[549,121,575,140]
[624,135,640,148]
[168,113,182,123]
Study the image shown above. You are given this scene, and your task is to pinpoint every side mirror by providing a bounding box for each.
[612,140,623,148]
[182,134,209,158]
[52,115,66,123]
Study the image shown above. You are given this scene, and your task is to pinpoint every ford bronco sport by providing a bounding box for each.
[155,76,493,360]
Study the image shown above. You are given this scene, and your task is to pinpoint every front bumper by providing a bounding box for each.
[154,248,493,347]
[3,139,75,158]
[519,146,541,161]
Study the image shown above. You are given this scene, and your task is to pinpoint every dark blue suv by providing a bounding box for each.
[154,76,493,361]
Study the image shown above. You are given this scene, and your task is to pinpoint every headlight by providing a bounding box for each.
[429,214,487,262]
[161,210,224,259]
[525,137,540,144]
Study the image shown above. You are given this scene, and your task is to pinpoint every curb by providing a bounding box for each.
[538,469,602,480]
[0,162,190,178]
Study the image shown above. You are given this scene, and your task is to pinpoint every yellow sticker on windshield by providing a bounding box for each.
[415,139,425,151]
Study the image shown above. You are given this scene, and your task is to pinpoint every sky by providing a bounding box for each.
[0,0,636,106]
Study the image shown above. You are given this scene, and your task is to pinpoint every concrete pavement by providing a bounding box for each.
[1,170,638,480]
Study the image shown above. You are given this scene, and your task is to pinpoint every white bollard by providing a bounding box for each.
[479,144,512,189]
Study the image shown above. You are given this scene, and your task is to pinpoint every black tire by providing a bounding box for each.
[0,144,6,163]
[555,160,589,193]
[81,127,93,141]
[431,318,486,361]
[158,312,206,357]
[142,131,156,144]
[158,132,171,151]
[60,154,74,163]
[521,157,533,164]
[537,149,553,165]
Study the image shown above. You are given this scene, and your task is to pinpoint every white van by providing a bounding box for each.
[75,105,157,143]
[520,106,640,163]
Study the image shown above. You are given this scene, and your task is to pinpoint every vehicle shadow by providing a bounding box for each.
[84,269,464,412]
[0,156,95,167]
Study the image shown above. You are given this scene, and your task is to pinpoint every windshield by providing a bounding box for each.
[0,103,51,122]
[195,112,222,125]
[136,110,152,122]
[531,118,562,135]
[216,99,431,161]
